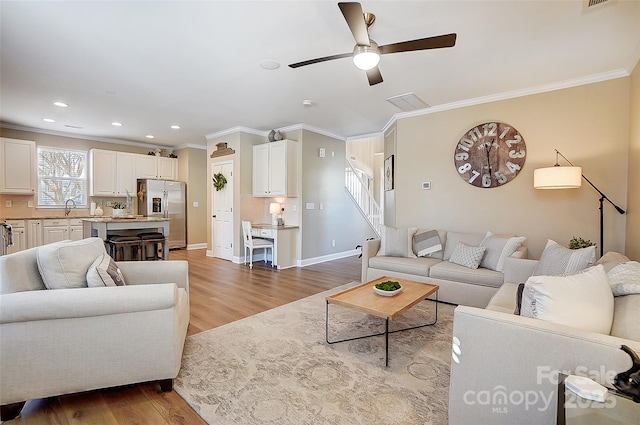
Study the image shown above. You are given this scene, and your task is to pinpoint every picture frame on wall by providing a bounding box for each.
[384,155,394,191]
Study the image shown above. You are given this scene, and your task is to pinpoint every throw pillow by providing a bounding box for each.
[520,265,614,335]
[479,232,526,272]
[378,226,417,258]
[607,261,640,296]
[37,237,107,289]
[412,229,442,257]
[86,253,127,287]
[449,242,486,269]
[533,239,595,276]
[596,251,631,273]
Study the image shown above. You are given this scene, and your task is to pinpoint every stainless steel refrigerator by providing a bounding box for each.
[137,179,186,249]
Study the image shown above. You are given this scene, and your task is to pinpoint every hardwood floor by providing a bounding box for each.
[4,250,362,424]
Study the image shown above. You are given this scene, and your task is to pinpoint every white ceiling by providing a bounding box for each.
[1,1,639,148]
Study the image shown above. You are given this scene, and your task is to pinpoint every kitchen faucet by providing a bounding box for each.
[64,199,76,216]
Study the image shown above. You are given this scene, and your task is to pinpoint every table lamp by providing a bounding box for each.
[270,202,281,226]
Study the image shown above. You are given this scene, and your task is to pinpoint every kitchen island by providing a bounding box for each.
[82,217,170,260]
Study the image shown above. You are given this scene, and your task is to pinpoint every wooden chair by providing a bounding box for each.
[241,221,274,268]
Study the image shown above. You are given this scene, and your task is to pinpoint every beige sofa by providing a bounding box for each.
[0,238,190,421]
[361,230,527,307]
[448,255,640,424]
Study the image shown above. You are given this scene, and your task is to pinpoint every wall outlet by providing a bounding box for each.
[306,203,315,210]
[319,148,325,158]
[193,201,199,208]
[331,240,336,247]
[28,200,34,208]
[5,200,12,208]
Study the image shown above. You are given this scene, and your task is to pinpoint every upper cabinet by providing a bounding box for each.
[89,150,137,197]
[0,138,36,194]
[252,139,297,197]
[136,155,177,180]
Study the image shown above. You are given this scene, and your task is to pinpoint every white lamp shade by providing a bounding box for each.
[534,166,582,189]
[269,202,280,214]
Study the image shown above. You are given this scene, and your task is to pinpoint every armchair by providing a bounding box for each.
[0,238,190,421]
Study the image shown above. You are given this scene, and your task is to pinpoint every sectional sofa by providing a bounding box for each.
[361,228,527,307]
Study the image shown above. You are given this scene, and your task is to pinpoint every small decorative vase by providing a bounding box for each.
[94,206,103,217]
[268,129,276,142]
[112,209,125,218]
[274,130,283,141]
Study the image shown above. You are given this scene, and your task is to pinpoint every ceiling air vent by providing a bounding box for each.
[385,92,430,112]
[583,0,617,13]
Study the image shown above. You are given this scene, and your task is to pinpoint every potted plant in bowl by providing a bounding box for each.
[111,201,127,218]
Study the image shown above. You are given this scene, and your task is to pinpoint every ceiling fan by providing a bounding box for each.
[288,2,457,86]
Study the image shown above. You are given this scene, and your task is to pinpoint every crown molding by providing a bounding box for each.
[205,126,266,140]
[382,69,630,134]
[345,132,383,142]
[278,123,346,141]
[174,143,207,151]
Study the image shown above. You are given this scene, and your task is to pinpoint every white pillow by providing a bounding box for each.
[520,265,614,335]
[479,232,526,272]
[533,239,595,276]
[378,226,417,258]
[449,242,486,269]
[607,261,640,296]
[86,253,127,287]
[37,238,107,289]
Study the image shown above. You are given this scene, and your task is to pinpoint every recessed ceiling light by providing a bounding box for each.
[43,118,55,123]
[170,125,181,129]
[145,135,155,139]
[112,122,122,127]
[53,101,69,107]
[260,60,280,70]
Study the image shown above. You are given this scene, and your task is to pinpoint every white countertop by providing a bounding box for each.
[82,217,169,223]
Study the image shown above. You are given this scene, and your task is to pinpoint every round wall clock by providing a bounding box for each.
[453,122,527,188]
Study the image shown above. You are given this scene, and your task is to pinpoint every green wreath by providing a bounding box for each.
[212,172,227,191]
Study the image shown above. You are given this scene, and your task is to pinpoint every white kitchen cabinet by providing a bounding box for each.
[157,157,177,180]
[0,138,36,194]
[90,149,138,196]
[27,219,43,248]
[68,218,84,241]
[42,219,69,245]
[135,155,178,180]
[5,220,26,254]
[252,139,297,197]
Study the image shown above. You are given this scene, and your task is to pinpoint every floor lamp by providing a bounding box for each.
[533,149,625,257]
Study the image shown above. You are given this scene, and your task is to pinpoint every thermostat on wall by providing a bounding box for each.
[422,182,431,190]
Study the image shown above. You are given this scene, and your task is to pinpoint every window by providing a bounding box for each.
[37,147,87,207]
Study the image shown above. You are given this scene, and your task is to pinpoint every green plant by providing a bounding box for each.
[569,236,596,250]
[374,280,401,291]
[212,172,227,191]
[111,201,127,209]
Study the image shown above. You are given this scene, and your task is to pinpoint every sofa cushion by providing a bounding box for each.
[378,226,417,258]
[0,245,47,294]
[533,239,595,276]
[368,255,440,277]
[86,253,127,287]
[479,232,526,272]
[449,243,486,269]
[443,231,485,261]
[37,237,107,290]
[485,282,519,313]
[610,294,640,341]
[520,265,614,335]
[429,261,504,288]
[607,261,640,296]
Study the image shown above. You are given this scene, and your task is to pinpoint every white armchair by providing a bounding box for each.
[0,238,190,421]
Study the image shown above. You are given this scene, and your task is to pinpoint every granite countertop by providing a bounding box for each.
[82,217,168,223]
[2,215,97,220]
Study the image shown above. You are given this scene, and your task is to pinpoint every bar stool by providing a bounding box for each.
[107,236,142,261]
[138,232,166,260]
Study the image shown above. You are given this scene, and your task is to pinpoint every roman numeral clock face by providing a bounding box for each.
[454,122,527,188]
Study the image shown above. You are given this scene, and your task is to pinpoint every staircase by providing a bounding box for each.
[345,158,382,237]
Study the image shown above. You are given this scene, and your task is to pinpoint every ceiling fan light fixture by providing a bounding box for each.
[352,41,380,70]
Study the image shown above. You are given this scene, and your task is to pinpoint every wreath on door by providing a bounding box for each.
[212,172,227,191]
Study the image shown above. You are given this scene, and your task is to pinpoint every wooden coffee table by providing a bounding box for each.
[325,276,439,366]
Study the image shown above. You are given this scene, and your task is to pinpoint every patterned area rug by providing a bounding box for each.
[175,282,455,425]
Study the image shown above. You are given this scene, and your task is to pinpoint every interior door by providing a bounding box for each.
[212,161,233,261]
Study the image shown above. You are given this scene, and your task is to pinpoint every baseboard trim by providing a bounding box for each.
[297,249,360,267]
[187,243,207,250]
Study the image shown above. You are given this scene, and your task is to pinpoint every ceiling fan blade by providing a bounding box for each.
[338,2,370,46]
[288,52,352,68]
[379,33,457,55]
[366,66,383,86]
